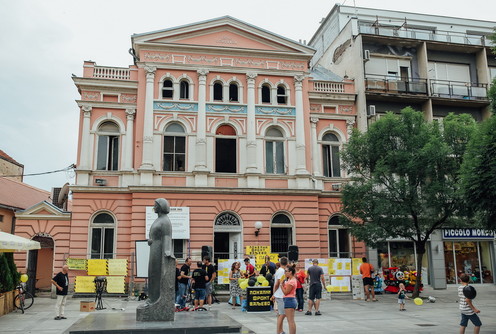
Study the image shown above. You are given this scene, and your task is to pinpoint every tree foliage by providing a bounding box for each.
[340,108,476,296]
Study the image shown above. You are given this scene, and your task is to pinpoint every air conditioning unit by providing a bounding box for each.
[368,105,376,117]
[364,49,370,61]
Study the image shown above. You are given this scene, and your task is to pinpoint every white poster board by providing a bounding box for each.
[330,276,351,292]
[328,258,352,276]
[135,240,150,278]
[217,259,252,284]
[146,206,190,239]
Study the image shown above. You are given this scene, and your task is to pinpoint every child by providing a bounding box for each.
[458,273,482,334]
[397,282,408,311]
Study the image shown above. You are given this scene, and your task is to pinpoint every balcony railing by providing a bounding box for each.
[312,81,346,93]
[93,66,131,80]
[430,80,488,100]
[358,22,494,47]
[365,74,428,95]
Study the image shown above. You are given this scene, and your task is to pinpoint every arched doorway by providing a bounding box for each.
[213,212,242,264]
[27,235,54,295]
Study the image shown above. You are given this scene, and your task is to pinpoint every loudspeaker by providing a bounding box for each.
[288,245,299,262]
[201,245,213,260]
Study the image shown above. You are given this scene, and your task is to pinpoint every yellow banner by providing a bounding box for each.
[245,246,271,256]
[255,253,278,271]
[87,259,108,276]
[107,259,128,276]
[352,258,362,276]
[106,276,125,293]
[74,276,96,293]
[66,258,87,270]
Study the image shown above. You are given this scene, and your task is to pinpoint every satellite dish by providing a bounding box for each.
[58,183,70,211]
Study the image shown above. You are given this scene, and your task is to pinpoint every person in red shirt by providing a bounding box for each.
[244,258,257,278]
[359,257,377,302]
[295,269,306,311]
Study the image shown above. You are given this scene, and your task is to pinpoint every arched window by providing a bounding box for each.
[163,123,186,171]
[162,79,173,99]
[261,84,271,103]
[322,133,341,177]
[91,212,115,259]
[180,80,189,99]
[213,81,223,101]
[215,125,236,173]
[328,215,350,258]
[96,121,119,171]
[229,83,239,102]
[265,127,285,174]
[271,213,292,256]
[277,85,287,104]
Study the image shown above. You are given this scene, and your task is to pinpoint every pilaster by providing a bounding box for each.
[123,108,136,171]
[294,75,309,177]
[245,72,259,178]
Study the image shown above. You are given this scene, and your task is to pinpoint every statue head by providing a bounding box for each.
[154,198,170,214]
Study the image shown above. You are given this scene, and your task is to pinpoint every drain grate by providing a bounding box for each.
[416,324,437,327]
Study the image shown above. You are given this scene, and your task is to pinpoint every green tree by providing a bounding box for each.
[0,253,14,292]
[340,108,476,297]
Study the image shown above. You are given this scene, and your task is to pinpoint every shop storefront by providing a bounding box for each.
[442,229,495,284]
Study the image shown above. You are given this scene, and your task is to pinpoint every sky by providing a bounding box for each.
[1,0,495,191]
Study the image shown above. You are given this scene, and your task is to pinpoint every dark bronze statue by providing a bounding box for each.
[137,198,175,321]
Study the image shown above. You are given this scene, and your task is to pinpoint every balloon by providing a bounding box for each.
[248,278,256,287]
[326,285,332,292]
[463,286,477,299]
[240,281,248,289]
[257,275,265,283]
[414,297,423,306]
[20,274,28,283]
[265,273,273,281]
[262,280,269,286]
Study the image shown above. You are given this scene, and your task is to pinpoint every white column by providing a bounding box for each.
[195,69,209,172]
[310,117,320,176]
[246,72,258,174]
[294,75,308,175]
[140,65,156,170]
[123,108,136,171]
[79,105,92,170]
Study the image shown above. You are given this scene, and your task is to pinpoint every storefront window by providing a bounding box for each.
[444,241,494,284]
[390,242,415,270]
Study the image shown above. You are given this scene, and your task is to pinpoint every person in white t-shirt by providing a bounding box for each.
[272,257,288,334]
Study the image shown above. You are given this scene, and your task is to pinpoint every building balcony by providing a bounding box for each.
[365,74,428,95]
[358,22,494,48]
[430,80,488,101]
[82,61,137,81]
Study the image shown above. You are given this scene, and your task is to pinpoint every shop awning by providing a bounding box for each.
[0,231,41,252]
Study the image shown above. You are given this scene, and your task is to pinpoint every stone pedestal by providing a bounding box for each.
[136,256,175,321]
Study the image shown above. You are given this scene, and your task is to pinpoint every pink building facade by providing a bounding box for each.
[18,17,361,285]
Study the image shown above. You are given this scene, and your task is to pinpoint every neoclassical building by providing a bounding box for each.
[16,16,361,285]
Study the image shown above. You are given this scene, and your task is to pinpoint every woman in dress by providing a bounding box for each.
[281,265,298,334]
[229,261,243,309]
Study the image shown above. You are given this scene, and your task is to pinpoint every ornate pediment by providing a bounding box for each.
[132,16,315,56]
[16,201,71,220]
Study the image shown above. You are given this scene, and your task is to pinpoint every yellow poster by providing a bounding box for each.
[74,276,96,293]
[330,276,350,292]
[352,258,362,276]
[87,259,108,276]
[66,258,87,270]
[108,259,128,276]
[328,258,351,275]
[255,253,278,271]
[106,276,125,293]
[245,245,271,256]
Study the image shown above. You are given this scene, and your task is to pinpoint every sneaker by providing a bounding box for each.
[54,316,61,320]
[315,311,322,316]
[298,309,303,312]
[305,311,312,315]
[59,316,67,319]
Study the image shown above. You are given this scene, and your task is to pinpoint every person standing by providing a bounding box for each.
[295,269,306,312]
[281,265,298,334]
[273,257,288,334]
[244,257,257,278]
[260,255,276,277]
[459,273,482,334]
[397,282,408,311]
[229,261,243,310]
[359,257,377,302]
[191,261,208,311]
[305,259,326,316]
[51,265,69,320]
[202,256,216,310]
[176,257,192,311]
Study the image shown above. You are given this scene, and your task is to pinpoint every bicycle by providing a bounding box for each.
[14,282,34,313]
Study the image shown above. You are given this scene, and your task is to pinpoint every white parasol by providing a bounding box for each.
[0,231,41,252]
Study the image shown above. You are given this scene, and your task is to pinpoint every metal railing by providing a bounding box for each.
[430,79,488,100]
[312,81,346,93]
[93,66,131,80]
[358,22,494,47]
[365,74,428,95]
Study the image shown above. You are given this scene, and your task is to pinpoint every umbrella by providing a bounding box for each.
[0,231,41,252]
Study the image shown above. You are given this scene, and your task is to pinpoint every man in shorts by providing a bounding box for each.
[306,259,326,315]
[202,256,216,310]
[273,257,288,334]
[360,257,377,302]
[191,261,208,311]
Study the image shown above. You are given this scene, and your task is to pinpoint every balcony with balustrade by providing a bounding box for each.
[82,61,138,81]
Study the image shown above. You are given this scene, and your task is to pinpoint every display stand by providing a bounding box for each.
[94,276,107,310]
[246,286,271,312]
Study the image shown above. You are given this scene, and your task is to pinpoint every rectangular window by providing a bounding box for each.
[266,141,285,174]
[91,227,114,259]
[97,135,119,171]
[163,136,186,171]
[0,215,3,222]
[323,145,341,177]
[173,239,184,259]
